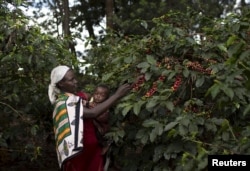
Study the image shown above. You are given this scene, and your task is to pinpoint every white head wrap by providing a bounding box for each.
[48,65,70,104]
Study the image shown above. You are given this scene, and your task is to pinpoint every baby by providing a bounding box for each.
[88,84,112,154]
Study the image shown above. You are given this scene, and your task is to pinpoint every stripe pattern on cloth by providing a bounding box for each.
[53,93,84,168]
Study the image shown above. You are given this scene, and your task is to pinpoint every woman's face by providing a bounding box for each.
[57,69,78,94]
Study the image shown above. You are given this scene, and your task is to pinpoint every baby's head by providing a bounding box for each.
[93,84,110,103]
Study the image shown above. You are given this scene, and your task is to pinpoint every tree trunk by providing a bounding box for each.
[56,0,76,55]
[105,0,114,30]
[63,0,75,54]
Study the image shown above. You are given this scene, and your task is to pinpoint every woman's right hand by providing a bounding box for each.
[115,83,132,98]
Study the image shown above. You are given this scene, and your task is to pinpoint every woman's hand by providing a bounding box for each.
[114,83,132,98]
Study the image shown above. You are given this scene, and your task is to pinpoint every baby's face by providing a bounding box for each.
[93,87,109,103]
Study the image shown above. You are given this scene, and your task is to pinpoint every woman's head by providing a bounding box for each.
[48,65,78,104]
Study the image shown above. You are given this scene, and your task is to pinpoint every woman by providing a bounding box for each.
[48,65,131,171]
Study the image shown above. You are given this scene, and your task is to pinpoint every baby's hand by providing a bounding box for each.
[82,100,88,107]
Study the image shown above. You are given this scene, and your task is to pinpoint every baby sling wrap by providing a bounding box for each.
[53,93,84,169]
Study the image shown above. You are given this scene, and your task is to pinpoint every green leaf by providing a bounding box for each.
[165,101,174,111]
[31,125,39,136]
[189,124,198,133]
[243,104,250,116]
[17,0,22,6]
[186,37,195,44]
[141,134,149,144]
[180,117,190,127]
[198,158,208,170]
[136,129,149,144]
[232,24,240,32]
[144,72,152,81]
[1,55,13,62]
[222,132,230,141]
[217,43,227,53]
[140,20,148,29]
[227,42,244,58]
[206,82,220,99]
[205,122,217,132]
[142,119,159,127]
[221,86,234,100]
[154,145,165,162]
[226,35,237,47]
[0,139,8,148]
[211,118,225,125]
[167,129,177,138]
[162,70,171,76]
[137,61,150,69]
[146,98,158,110]
[239,49,250,60]
[136,129,147,139]
[167,72,176,80]
[151,126,163,142]
[122,104,133,116]
[102,73,114,81]
[116,129,125,137]
[166,142,183,153]
[155,124,164,136]
[183,68,190,78]
[146,55,157,65]
[137,62,150,73]
[176,28,185,36]
[133,100,145,115]
[178,124,188,136]
[124,56,133,63]
[164,122,178,131]
[150,129,157,142]
[195,76,205,88]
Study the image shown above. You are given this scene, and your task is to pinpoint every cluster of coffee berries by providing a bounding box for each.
[184,105,199,113]
[186,61,211,74]
[158,75,165,81]
[132,74,146,91]
[144,82,157,97]
[171,75,182,91]
[156,61,162,67]
[144,75,166,97]
[163,57,179,70]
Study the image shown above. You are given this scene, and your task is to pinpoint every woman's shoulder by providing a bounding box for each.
[76,91,91,100]
[55,93,77,104]
[56,93,69,101]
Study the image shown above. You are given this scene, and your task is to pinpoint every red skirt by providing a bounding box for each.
[62,119,104,171]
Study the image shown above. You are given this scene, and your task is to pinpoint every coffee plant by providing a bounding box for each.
[86,9,250,171]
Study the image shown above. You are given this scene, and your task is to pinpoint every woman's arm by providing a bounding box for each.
[83,83,131,118]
